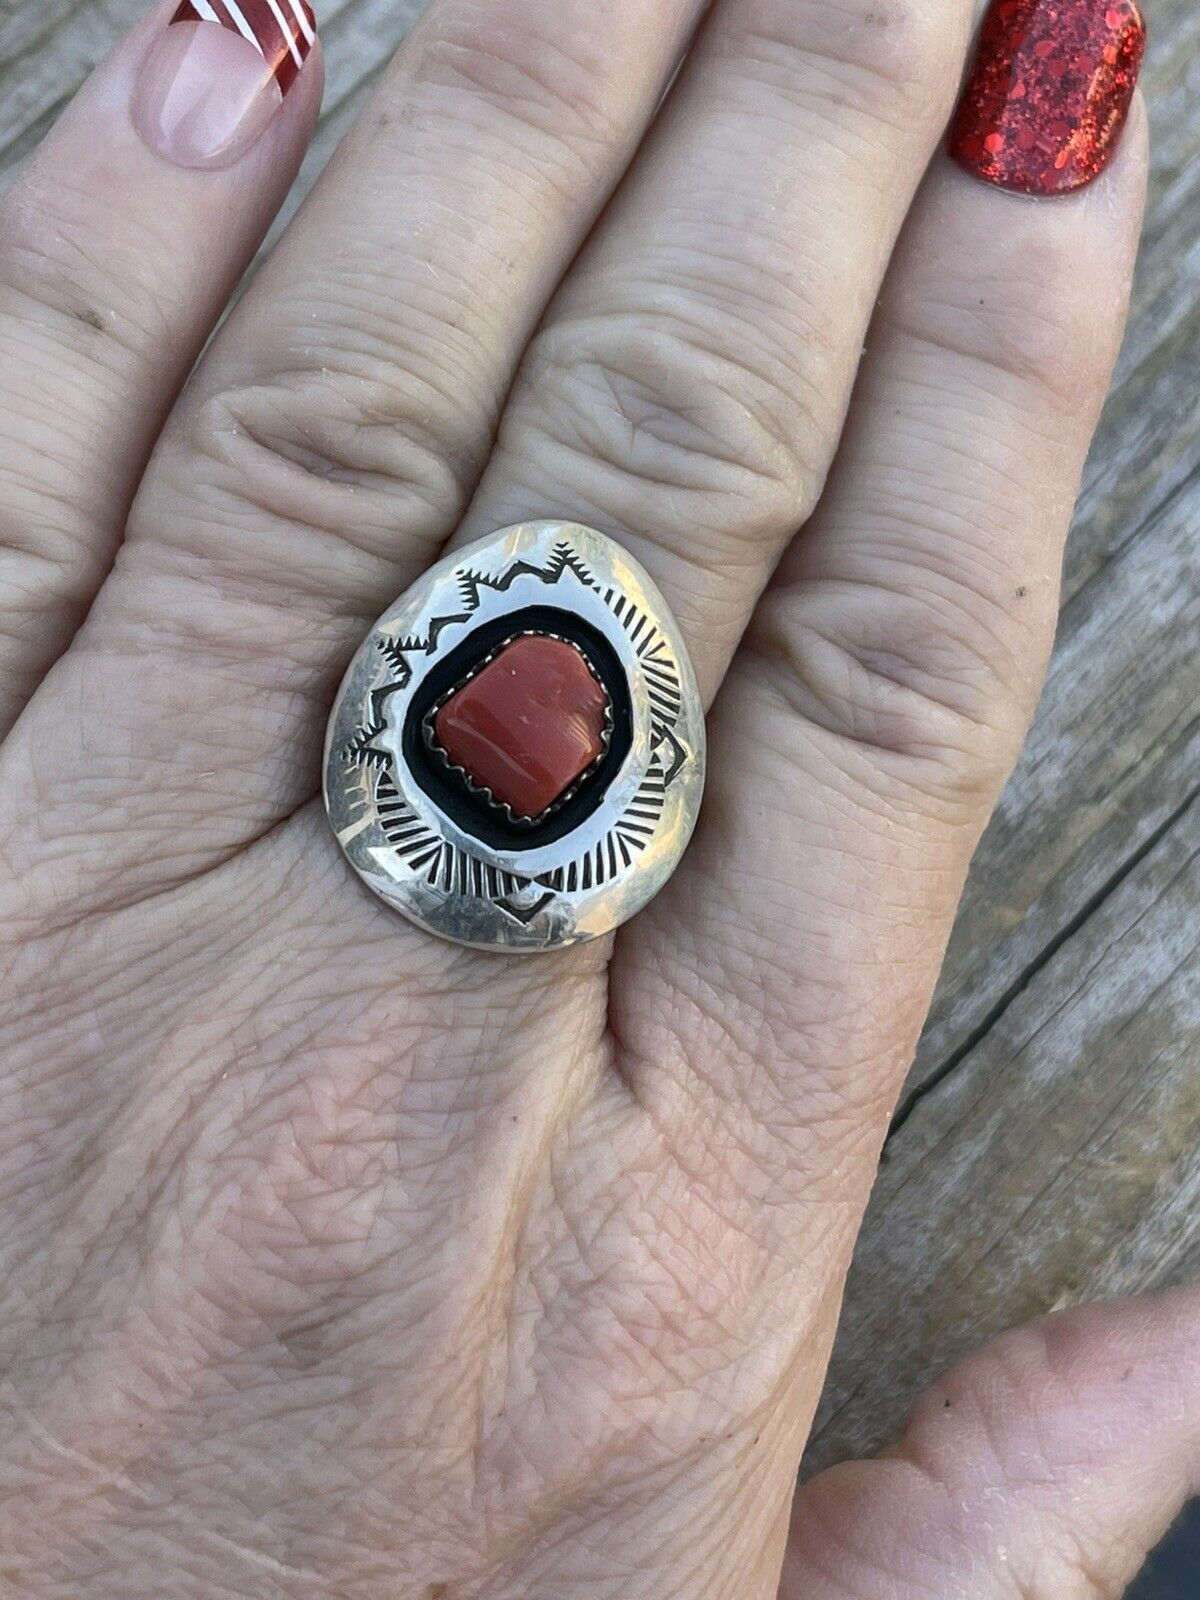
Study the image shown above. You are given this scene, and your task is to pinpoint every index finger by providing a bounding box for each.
[0,0,321,733]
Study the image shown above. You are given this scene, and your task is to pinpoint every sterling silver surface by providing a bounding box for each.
[324,521,706,952]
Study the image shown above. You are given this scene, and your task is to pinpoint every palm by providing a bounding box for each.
[1,0,1192,1596]
[0,591,953,1590]
[0,786,805,1586]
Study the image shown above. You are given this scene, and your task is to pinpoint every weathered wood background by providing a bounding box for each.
[0,0,1196,1478]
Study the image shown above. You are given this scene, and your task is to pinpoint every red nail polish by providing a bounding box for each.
[171,0,317,97]
[134,0,316,169]
[949,0,1145,196]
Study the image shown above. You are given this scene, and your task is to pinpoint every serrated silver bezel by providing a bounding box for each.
[420,629,615,827]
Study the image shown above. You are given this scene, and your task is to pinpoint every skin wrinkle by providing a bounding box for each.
[0,8,324,745]
[204,378,477,507]
[0,2,718,948]
[742,635,1021,804]
[621,907,906,1127]
[771,574,1030,720]
[470,1344,815,1600]
[726,0,962,94]
[0,203,169,348]
[412,29,625,151]
[527,322,816,498]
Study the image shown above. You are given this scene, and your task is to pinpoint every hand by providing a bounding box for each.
[0,1,1191,1595]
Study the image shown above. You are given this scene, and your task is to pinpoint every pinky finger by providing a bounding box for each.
[782,1290,1200,1600]
[0,0,321,733]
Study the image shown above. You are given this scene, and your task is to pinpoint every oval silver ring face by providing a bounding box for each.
[324,522,706,952]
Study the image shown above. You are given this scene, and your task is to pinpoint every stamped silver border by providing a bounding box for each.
[324,521,707,951]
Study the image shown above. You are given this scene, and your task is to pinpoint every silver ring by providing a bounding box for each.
[324,521,706,952]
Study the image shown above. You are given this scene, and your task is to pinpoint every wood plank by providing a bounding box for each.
[906,465,1199,1114]
[809,796,1199,1472]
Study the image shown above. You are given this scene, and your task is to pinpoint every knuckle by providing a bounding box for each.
[645,922,899,1165]
[749,578,1033,808]
[891,1319,1131,1600]
[514,307,822,548]
[413,5,649,166]
[1,179,172,353]
[893,231,1123,411]
[726,0,964,122]
[162,366,481,591]
[564,1173,810,1433]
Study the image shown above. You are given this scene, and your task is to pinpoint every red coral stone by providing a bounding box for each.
[949,0,1145,196]
[434,635,609,820]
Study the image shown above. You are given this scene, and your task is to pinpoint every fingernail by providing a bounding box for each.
[949,0,1146,196]
[133,0,317,170]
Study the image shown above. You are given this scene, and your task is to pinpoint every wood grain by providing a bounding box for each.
[0,0,1195,1477]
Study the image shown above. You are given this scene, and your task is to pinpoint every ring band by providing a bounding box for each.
[324,521,706,952]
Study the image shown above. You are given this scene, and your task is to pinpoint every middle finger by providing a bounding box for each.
[456,0,976,700]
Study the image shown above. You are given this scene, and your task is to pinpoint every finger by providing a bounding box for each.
[781,1290,1200,1600]
[455,0,975,700]
[0,0,321,735]
[10,0,710,916]
[612,78,1149,1223]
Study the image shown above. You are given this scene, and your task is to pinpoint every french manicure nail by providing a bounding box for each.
[949,0,1146,196]
[133,0,316,171]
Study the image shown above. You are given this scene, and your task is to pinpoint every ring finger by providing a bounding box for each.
[456,0,976,699]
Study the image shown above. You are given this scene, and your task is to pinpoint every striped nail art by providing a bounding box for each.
[171,0,316,96]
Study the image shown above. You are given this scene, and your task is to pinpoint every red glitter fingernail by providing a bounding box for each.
[949,0,1145,196]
